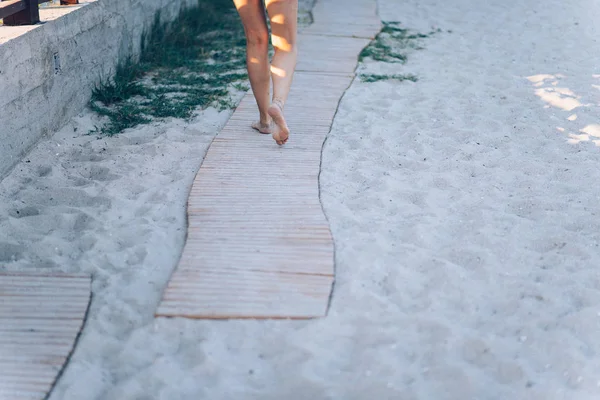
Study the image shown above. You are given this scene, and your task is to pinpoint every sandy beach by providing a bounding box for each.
[1,0,600,398]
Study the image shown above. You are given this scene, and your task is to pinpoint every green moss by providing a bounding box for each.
[359,21,437,63]
[359,21,439,83]
[359,73,418,83]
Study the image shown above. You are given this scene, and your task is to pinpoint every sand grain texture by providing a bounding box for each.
[0,0,599,398]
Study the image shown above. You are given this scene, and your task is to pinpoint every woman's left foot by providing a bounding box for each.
[251,120,272,134]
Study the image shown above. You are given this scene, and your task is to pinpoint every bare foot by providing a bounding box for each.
[268,99,290,145]
[251,121,272,134]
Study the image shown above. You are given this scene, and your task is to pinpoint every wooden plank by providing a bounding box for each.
[311,0,380,26]
[0,0,26,20]
[302,22,381,39]
[156,269,333,319]
[0,388,46,400]
[0,273,91,400]
[2,0,38,25]
[156,0,379,320]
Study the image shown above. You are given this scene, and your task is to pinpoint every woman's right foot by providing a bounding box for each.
[268,99,290,145]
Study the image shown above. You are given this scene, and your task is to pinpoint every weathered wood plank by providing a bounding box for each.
[0,273,91,400]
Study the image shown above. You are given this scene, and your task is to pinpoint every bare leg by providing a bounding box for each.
[266,0,298,145]
[233,0,272,134]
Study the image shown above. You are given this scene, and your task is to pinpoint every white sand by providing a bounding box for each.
[1,0,600,398]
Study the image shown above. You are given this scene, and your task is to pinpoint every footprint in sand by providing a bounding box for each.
[8,206,40,219]
[81,165,120,182]
[38,187,112,209]
[0,242,24,262]
[72,212,99,233]
[36,165,52,177]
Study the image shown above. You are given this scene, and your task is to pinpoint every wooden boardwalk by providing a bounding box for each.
[0,272,91,400]
[156,0,381,319]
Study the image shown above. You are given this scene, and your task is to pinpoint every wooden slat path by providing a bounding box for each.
[156,0,381,319]
[0,272,91,400]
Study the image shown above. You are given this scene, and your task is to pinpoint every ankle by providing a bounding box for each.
[271,98,285,110]
[260,114,271,125]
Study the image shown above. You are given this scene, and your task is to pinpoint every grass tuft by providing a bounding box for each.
[359,21,438,83]
[90,0,248,136]
[91,58,147,104]
[359,73,418,83]
[359,21,437,63]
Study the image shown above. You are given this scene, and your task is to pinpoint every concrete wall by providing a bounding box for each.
[0,0,197,179]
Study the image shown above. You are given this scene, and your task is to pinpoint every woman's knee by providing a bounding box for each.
[245,28,269,47]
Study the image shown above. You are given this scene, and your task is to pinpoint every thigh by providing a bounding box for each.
[233,0,269,40]
[265,0,298,51]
